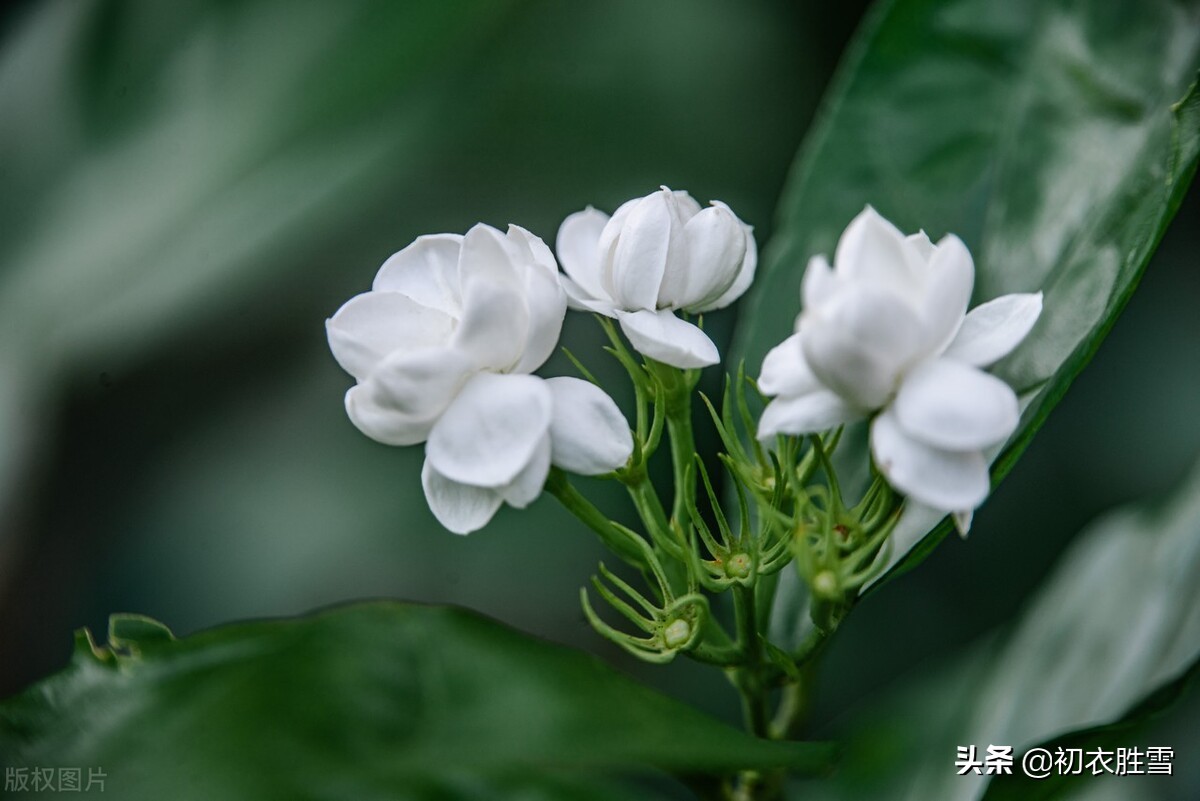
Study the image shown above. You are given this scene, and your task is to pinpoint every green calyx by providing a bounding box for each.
[558,320,905,723]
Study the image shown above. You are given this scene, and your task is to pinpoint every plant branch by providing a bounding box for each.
[666,391,697,528]
[546,468,647,569]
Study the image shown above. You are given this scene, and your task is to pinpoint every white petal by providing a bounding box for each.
[451,277,530,372]
[500,434,551,508]
[870,408,990,511]
[944,292,1044,367]
[893,358,1019,451]
[506,224,559,277]
[557,207,610,300]
[458,223,524,289]
[801,285,926,410]
[372,234,463,316]
[507,225,567,374]
[604,191,671,310]
[616,309,719,369]
[696,223,757,312]
[757,390,863,440]
[757,333,820,397]
[670,189,703,219]
[421,458,503,535]
[833,206,923,303]
[677,203,746,310]
[953,509,974,537]
[561,275,617,316]
[597,196,640,260]
[905,230,935,261]
[801,254,837,309]
[370,347,476,421]
[663,190,701,296]
[513,268,567,374]
[426,372,552,487]
[344,383,435,446]
[656,189,700,308]
[327,291,455,381]
[346,344,478,448]
[918,234,974,353]
[546,377,633,475]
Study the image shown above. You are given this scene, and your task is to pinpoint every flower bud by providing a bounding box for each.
[662,619,692,649]
[812,570,840,600]
[556,187,757,369]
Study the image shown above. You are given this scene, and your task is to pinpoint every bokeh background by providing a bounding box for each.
[1,0,1197,796]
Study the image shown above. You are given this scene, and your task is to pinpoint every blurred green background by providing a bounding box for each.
[0,0,1197,795]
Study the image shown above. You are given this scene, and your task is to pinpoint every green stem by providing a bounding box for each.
[733,584,761,662]
[765,609,840,741]
[666,394,696,527]
[546,469,646,569]
[769,657,820,741]
[624,471,673,545]
[690,641,744,667]
[793,623,833,666]
[732,584,768,739]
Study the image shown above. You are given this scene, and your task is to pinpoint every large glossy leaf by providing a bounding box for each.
[0,603,835,799]
[732,0,1200,588]
[981,661,1199,800]
[795,456,1200,801]
[939,457,1200,800]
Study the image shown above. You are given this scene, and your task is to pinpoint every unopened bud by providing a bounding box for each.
[812,569,839,599]
[725,552,752,580]
[663,619,692,649]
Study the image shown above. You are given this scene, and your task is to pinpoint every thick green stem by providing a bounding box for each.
[765,609,839,742]
[733,632,831,801]
[731,584,769,739]
[733,584,761,662]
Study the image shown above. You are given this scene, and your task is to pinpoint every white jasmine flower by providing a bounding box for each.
[556,186,757,369]
[328,224,632,534]
[757,206,1042,523]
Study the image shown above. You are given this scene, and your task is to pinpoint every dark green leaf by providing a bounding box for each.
[982,662,1199,800]
[975,459,1200,799]
[1,602,834,799]
[795,457,1200,801]
[732,0,1200,587]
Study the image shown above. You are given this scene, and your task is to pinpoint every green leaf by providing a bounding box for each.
[799,456,1200,801]
[1,602,835,799]
[732,0,1200,588]
[973,464,1200,799]
[980,663,1199,800]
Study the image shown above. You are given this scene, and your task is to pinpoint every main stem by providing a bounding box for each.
[732,583,768,738]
